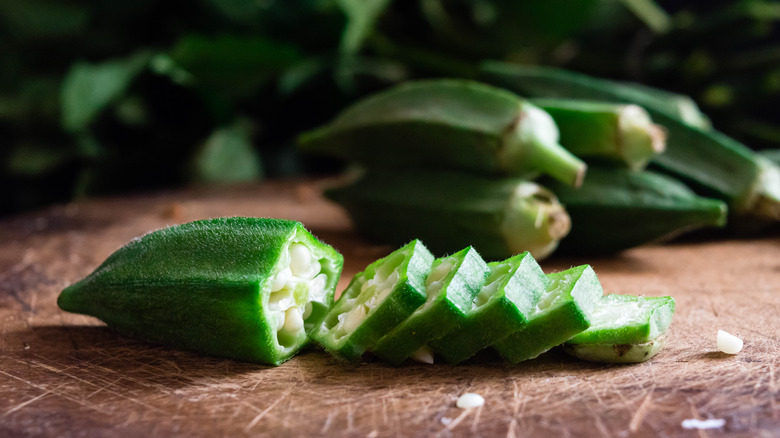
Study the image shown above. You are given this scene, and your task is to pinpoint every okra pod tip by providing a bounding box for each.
[502,182,571,260]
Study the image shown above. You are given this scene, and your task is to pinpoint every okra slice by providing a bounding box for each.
[428,251,548,365]
[561,294,676,363]
[311,240,434,361]
[531,98,666,170]
[493,264,603,364]
[57,217,343,365]
[371,247,490,366]
[299,79,586,187]
[326,169,571,261]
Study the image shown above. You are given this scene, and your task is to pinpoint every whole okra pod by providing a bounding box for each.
[298,79,586,187]
[531,98,666,170]
[57,217,344,365]
[325,169,571,261]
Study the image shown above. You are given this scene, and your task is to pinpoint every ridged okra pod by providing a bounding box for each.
[493,264,603,364]
[325,169,571,261]
[299,79,586,187]
[371,246,490,365]
[311,240,434,361]
[561,294,675,363]
[57,217,344,365]
[531,98,666,170]
[479,61,780,221]
[429,252,548,365]
[542,166,728,255]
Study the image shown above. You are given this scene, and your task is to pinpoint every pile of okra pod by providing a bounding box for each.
[299,68,780,259]
[59,217,674,366]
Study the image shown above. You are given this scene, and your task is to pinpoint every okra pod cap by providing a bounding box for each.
[57,217,344,366]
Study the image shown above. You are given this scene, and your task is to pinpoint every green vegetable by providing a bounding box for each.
[325,169,571,261]
[479,61,780,221]
[429,251,548,365]
[311,239,434,361]
[299,79,586,187]
[531,98,666,170]
[493,264,603,364]
[543,166,728,255]
[371,246,490,365]
[57,217,344,366]
[561,294,675,363]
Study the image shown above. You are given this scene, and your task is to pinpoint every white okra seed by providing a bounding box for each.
[410,345,435,364]
[342,304,368,333]
[289,243,312,277]
[284,307,304,332]
[302,302,313,320]
[271,267,291,292]
[456,393,484,409]
[717,330,743,354]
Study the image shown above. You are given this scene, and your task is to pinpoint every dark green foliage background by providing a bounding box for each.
[2,0,778,216]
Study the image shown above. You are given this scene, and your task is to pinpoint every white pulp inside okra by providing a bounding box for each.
[533,274,571,316]
[472,263,511,310]
[332,252,405,338]
[267,242,328,346]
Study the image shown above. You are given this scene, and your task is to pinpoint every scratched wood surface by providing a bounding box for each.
[1,180,779,438]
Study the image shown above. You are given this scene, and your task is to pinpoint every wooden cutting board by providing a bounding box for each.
[1,180,778,437]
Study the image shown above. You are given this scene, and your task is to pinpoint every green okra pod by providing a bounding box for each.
[493,264,603,364]
[542,166,728,255]
[311,240,434,361]
[561,294,676,363]
[57,217,344,366]
[325,169,571,261]
[531,98,666,170]
[479,61,780,221]
[371,246,490,366]
[429,251,548,365]
[299,79,586,187]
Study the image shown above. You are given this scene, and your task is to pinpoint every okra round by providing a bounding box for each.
[310,240,434,361]
[299,79,586,187]
[57,217,344,365]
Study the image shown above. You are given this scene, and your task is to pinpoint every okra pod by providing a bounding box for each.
[493,264,603,364]
[428,251,548,365]
[531,98,666,170]
[299,79,586,186]
[325,169,571,261]
[479,61,780,221]
[57,217,344,365]
[561,294,675,363]
[542,166,728,255]
[311,240,434,361]
[371,246,490,366]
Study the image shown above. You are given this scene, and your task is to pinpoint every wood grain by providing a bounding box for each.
[1,180,778,437]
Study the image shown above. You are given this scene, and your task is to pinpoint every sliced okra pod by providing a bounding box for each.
[325,169,571,261]
[371,246,490,366]
[299,79,586,187]
[530,98,666,170]
[543,166,728,255]
[428,251,548,365]
[57,217,344,366]
[493,264,603,364]
[311,240,434,361]
[561,294,676,363]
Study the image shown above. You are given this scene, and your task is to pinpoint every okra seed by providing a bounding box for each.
[341,304,368,333]
[271,267,291,292]
[456,393,485,409]
[275,313,285,331]
[717,330,743,354]
[302,302,313,320]
[289,243,312,277]
[268,289,294,311]
[410,345,435,364]
[283,307,304,332]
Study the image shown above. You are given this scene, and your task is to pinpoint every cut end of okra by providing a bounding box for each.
[619,104,667,162]
[57,217,343,366]
[312,240,433,361]
[751,157,780,221]
[502,182,571,261]
[371,246,490,366]
[561,294,675,363]
[504,102,587,187]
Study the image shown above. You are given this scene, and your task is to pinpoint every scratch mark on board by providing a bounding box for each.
[243,389,291,433]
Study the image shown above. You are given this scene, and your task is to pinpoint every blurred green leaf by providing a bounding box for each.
[60,51,152,133]
[621,0,671,33]
[0,0,90,40]
[190,120,262,183]
[336,0,392,54]
[168,34,303,98]
[6,143,74,176]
